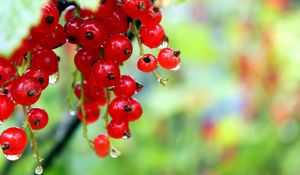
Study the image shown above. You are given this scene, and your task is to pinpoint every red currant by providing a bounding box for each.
[140,7,162,27]
[158,48,181,70]
[74,48,100,76]
[0,94,15,123]
[137,54,157,72]
[92,59,120,87]
[113,75,137,97]
[77,102,100,124]
[64,18,82,44]
[28,108,49,130]
[23,68,49,90]
[11,76,42,106]
[0,127,27,156]
[30,49,59,75]
[140,24,165,48]
[0,59,16,87]
[103,7,131,35]
[121,0,151,19]
[107,119,130,139]
[104,35,133,64]
[94,133,110,158]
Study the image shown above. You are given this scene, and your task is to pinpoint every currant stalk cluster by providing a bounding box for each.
[0,0,180,172]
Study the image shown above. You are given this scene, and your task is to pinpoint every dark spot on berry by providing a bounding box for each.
[137,2,146,11]
[38,77,44,85]
[107,73,116,80]
[100,0,107,4]
[0,74,2,80]
[3,89,8,95]
[153,7,160,12]
[68,36,76,42]
[123,130,131,139]
[123,105,132,112]
[173,50,181,57]
[123,48,132,55]
[1,142,10,150]
[126,17,132,23]
[27,90,37,97]
[91,60,98,66]
[33,119,40,126]
[143,56,151,63]
[85,32,94,40]
[45,16,55,24]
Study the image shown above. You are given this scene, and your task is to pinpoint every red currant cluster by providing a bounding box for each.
[0,0,180,171]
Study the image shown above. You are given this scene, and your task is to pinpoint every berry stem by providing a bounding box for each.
[22,106,43,170]
[66,70,78,108]
[131,20,169,86]
[103,88,111,128]
[79,73,94,149]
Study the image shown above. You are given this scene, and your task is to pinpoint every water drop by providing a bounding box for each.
[170,63,181,71]
[0,120,4,125]
[110,148,121,158]
[4,154,22,161]
[69,110,76,116]
[49,72,59,84]
[35,165,43,175]
[158,36,169,49]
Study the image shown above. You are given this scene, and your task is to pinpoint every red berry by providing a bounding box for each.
[32,2,59,33]
[107,119,130,139]
[95,0,113,17]
[94,133,110,158]
[2,80,14,100]
[78,19,108,50]
[0,127,27,156]
[140,7,162,27]
[64,6,76,21]
[113,75,136,97]
[11,76,41,106]
[121,0,151,19]
[104,35,133,64]
[64,18,82,44]
[92,59,120,87]
[140,24,165,48]
[0,94,15,123]
[103,7,131,35]
[30,49,59,75]
[0,59,16,87]
[28,108,49,130]
[74,48,99,76]
[74,81,106,106]
[137,54,157,72]
[158,48,181,70]
[108,96,142,122]
[77,102,100,124]
[23,68,49,90]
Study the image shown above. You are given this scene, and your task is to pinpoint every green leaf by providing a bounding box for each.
[0,0,48,59]
[73,0,100,11]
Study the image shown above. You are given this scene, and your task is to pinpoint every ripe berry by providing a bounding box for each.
[108,96,142,122]
[137,54,157,72]
[78,19,108,50]
[32,2,59,33]
[64,5,76,22]
[94,133,110,158]
[23,69,49,90]
[77,102,100,124]
[140,7,162,27]
[2,81,14,100]
[113,75,136,97]
[0,95,15,123]
[140,24,165,48]
[11,76,42,106]
[74,48,99,76]
[28,108,49,130]
[104,35,133,64]
[74,81,106,106]
[64,18,82,44]
[0,59,16,87]
[107,119,130,139]
[0,127,27,156]
[95,0,113,17]
[92,59,120,87]
[121,0,151,19]
[103,7,131,34]
[30,49,59,75]
[158,48,181,70]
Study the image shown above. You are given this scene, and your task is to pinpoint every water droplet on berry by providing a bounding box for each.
[35,165,43,175]
[49,72,59,84]
[110,148,121,158]
[0,120,4,125]
[170,63,181,71]
[4,154,22,161]
[158,37,169,49]
[69,110,76,116]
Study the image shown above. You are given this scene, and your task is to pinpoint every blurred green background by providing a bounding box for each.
[2,0,300,174]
